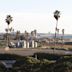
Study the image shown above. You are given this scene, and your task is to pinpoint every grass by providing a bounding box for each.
[0,53,72,72]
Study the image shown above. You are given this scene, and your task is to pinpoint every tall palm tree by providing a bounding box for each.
[54,10,60,47]
[4,28,8,41]
[5,15,13,47]
[54,10,60,36]
[5,15,13,28]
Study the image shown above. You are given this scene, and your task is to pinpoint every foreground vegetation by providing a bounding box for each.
[0,53,72,72]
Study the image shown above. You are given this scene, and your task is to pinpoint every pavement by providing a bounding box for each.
[0,48,72,56]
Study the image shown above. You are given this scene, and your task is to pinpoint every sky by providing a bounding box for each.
[0,0,72,34]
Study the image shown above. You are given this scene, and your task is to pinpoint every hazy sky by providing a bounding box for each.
[0,0,72,34]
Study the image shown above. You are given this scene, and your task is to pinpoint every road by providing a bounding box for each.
[0,48,72,56]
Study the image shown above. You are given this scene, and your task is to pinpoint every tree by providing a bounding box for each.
[31,30,37,40]
[24,31,29,48]
[54,10,60,21]
[61,29,64,47]
[24,31,29,40]
[34,29,37,37]
[5,15,13,25]
[54,10,60,47]
[54,10,60,33]
[5,15,13,47]
[15,31,20,40]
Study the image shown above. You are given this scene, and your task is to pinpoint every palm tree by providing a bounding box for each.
[31,30,37,40]
[5,28,8,40]
[34,29,37,37]
[5,15,12,24]
[24,31,29,48]
[15,31,20,40]
[62,29,64,47]
[31,30,37,48]
[5,15,13,29]
[54,10,60,47]
[5,15,13,47]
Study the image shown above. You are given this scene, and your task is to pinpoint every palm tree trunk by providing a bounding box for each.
[54,20,58,48]
[7,25,9,47]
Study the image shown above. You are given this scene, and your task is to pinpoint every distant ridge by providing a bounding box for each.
[37,33,72,39]
[0,33,72,39]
